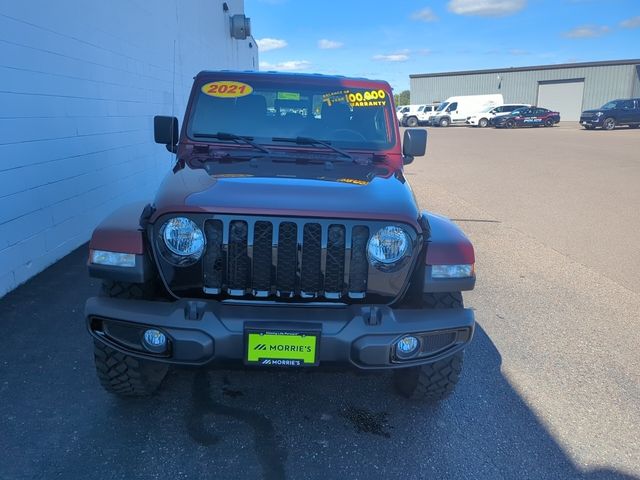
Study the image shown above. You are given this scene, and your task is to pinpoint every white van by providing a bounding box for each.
[466,103,531,127]
[429,94,504,127]
[396,104,422,124]
[402,104,439,127]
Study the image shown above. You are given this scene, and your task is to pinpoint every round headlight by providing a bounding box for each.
[162,217,205,259]
[367,226,410,266]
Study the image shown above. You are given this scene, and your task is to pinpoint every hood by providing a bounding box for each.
[151,159,421,230]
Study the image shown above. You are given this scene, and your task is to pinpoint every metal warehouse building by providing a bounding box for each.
[410,59,640,122]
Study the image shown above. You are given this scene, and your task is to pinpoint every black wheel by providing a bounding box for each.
[393,292,465,401]
[439,117,450,127]
[478,118,489,128]
[94,279,169,397]
[406,116,418,127]
[602,117,616,130]
[505,119,516,129]
[544,118,554,127]
[94,341,168,397]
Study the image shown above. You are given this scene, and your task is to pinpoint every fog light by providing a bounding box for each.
[142,329,167,353]
[396,335,420,359]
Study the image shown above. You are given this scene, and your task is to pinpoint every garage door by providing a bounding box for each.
[537,80,585,122]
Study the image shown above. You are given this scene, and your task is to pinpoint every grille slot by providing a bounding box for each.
[276,222,298,296]
[227,221,249,295]
[324,225,345,297]
[300,223,322,296]
[203,220,224,293]
[200,218,379,300]
[348,226,369,297]
[252,221,273,294]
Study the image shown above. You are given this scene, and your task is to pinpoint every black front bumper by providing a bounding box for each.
[86,297,474,369]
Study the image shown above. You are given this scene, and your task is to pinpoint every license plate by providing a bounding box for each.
[245,330,319,367]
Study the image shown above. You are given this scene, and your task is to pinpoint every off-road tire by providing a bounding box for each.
[478,118,489,128]
[94,341,168,397]
[406,116,418,127]
[392,291,465,401]
[393,352,464,401]
[101,279,157,300]
[422,291,463,309]
[603,117,616,131]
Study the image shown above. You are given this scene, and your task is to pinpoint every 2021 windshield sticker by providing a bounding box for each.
[201,81,253,98]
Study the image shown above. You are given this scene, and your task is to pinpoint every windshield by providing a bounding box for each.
[188,78,396,152]
[600,100,624,110]
[436,102,450,112]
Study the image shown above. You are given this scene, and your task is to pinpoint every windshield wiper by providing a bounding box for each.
[192,132,271,154]
[272,136,353,160]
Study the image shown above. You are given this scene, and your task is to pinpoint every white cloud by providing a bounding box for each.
[563,25,610,38]
[259,60,312,71]
[620,16,640,29]
[318,39,344,49]
[372,53,410,62]
[256,38,288,52]
[411,7,438,22]
[448,0,526,16]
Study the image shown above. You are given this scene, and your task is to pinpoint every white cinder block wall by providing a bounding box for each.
[0,1,258,297]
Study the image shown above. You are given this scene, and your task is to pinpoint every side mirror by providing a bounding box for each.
[402,129,427,164]
[154,116,179,153]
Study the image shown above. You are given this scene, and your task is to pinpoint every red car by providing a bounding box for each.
[493,107,561,128]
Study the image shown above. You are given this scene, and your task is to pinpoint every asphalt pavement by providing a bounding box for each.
[1,124,639,479]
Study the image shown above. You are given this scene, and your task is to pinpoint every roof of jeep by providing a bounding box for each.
[194,70,392,87]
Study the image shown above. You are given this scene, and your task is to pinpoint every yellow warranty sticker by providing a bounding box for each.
[201,81,253,98]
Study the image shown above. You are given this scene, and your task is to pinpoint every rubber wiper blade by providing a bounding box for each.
[193,132,271,154]
[272,136,352,160]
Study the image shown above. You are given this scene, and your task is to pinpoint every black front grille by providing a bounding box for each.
[202,218,370,300]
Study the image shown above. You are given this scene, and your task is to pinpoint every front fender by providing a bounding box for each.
[421,212,475,292]
[88,201,151,282]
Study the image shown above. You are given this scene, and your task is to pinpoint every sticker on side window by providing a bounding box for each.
[201,81,253,98]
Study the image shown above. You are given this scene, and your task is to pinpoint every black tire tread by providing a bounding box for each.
[394,352,464,401]
[93,341,168,397]
[422,291,463,309]
[101,280,156,300]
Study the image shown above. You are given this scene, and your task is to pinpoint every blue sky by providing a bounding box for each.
[247,0,640,91]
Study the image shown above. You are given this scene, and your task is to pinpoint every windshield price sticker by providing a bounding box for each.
[347,89,387,107]
[201,81,253,98]
[277,91,301,101]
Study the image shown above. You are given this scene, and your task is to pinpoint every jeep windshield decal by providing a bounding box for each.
[187,79,396,153]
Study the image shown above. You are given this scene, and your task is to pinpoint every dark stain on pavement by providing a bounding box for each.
[340,405,391,438]
[187,370,286,479]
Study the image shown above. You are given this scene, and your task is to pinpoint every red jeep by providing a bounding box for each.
[86,71,476,401]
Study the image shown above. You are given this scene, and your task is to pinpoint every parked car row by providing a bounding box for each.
[398,96,640,131]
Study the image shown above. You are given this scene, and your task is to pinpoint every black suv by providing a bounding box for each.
[580,99,640,130]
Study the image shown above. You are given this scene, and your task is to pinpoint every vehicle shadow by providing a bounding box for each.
[0,246,637,480]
